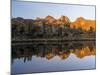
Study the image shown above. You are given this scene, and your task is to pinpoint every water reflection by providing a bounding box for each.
[12,41,95,63]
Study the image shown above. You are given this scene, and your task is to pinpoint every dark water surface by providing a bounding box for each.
[11,41,96,74]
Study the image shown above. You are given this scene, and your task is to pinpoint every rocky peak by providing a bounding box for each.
[44,15,56,24]
[45,15,55,21]
[71,17,96,31]
[59,15,70,23]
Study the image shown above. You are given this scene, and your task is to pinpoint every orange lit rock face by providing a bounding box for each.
[30,16,96,31]
[44,15,71,27]
[45,15,56,25]
[57,16,70,27]
[58,16,70,24]
[71,17,96,31]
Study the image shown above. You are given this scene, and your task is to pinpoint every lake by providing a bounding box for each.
[11,41,96,74]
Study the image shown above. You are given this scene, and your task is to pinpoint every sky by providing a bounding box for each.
[12,0,96,21]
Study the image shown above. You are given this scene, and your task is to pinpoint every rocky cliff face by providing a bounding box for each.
[57,16,70,27]
[44,15,56,25]
[33,16,95,31]
[71,17,96,31]
[12,16,96,32]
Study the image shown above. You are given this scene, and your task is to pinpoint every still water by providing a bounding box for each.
[11,41,96,74]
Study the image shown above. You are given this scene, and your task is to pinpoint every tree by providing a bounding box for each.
[89,26,94,33]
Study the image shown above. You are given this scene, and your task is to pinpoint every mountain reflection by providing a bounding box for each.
[12,41,95,63]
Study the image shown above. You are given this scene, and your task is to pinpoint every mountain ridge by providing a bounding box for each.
[12,15,96,31]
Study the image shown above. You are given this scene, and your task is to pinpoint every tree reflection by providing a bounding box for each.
[12,41,95,63]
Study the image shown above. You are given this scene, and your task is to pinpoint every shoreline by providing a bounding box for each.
[12,39,96,45]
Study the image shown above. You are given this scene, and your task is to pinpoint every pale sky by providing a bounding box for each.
[12,0,96,21]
